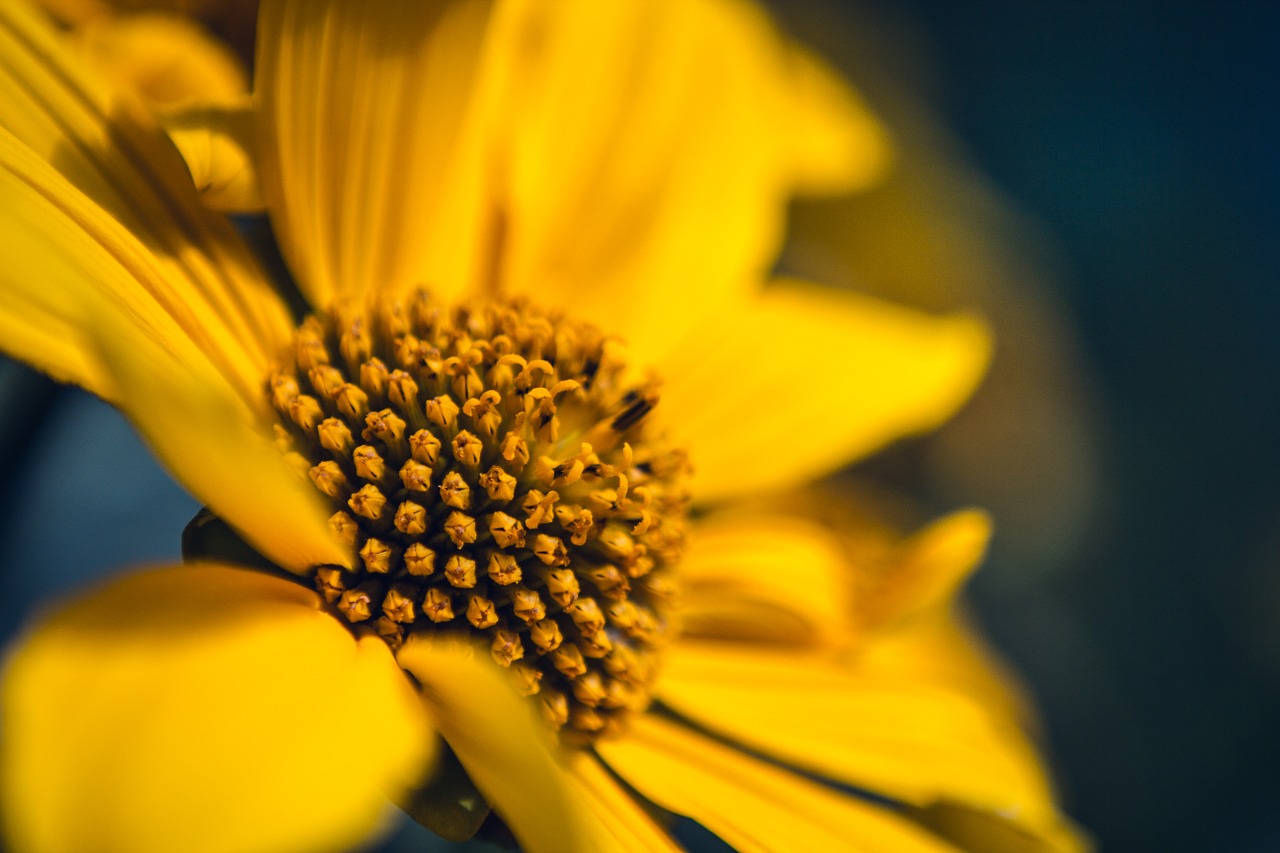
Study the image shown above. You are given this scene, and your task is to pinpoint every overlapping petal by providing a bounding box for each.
[0,0,290,370]
[656,642,1057,827]
[0,131,343,572]
[1,564,432,853]
[599,714,962,853]
[396,637,581,853]
[679,509,854,647]
[487,0,888,364]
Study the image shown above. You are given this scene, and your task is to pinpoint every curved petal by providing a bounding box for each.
[395,637,583,853]
[0,134,346,572]
[655,641,1061,829]
[658,280,992,502]
[856,509,993,631]
[0,1,291,370]
[490,0,887,365]
[256,0,499,308]
[164,101,264,213]
[70,11,249,114]
[563,754,682,853]
[1,564,433,853]
[681,510,853,648]
[598,713,961,853]
[784,46,892,195]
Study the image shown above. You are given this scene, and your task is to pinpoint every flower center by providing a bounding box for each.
[268,291,690,742]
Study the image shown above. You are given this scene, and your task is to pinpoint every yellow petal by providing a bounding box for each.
[71,11,249,115]
[598,713,961,853]
[0,1,291,368]
[256,0,499,308]
[908,801,1091,853]
[783,46,893,195]
[858,509,993,630]
[656,641,1059,825]
[562,754,682,853]
[680,510,853,647]
[0,135,345,572]
[1,564,433,853]
[395,637,583,853]
[164,101,264,213]
[658,280,992,502]
[492,0,883,365]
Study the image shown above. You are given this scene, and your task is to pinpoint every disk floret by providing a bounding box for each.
[269,291,691,741]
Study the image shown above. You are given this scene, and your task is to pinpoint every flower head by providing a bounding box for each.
[0,0,1084,851]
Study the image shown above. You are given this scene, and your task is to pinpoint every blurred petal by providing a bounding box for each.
[164,101,264,212]
[2,564,433,853]
[0,0,291,368]
[396,637,582,853]
[657,641,1060,827]
[562,754,682,852]
[857,509,993,630]
[71,11,248,114]
[598,714,960,853]
[681,510,853,647]
[256,0,498,308]
[783,47,892,195]
[658,280,992,502]
[491,0,883,364]
[859,609,1036,739]
[0,133,346,572]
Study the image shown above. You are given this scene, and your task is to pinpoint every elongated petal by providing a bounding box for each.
[0,134,345,572]
[256,0,499,307]
[396,637,582,853]
[681,511,853,647]
[656,641,1059,826]
[658,280,992,502]
[2,564,433,853]
[562,754,682,852]
[0,1,291,370]
[598,714,960,853]
[491,0,887,365]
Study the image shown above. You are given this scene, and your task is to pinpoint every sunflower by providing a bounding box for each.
[0,1,1082,851]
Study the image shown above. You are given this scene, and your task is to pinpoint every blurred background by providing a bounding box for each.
[1,1,1277,851]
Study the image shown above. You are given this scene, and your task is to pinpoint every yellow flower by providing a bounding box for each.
[0,1,1082,852]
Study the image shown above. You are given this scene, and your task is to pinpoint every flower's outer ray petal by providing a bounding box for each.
[658,280,992,502]
[0,0,291,374]
[493,0,888,365]
[396,637,582,853]
[1,564,433,853]
[656,641,1062,835]
[0,134,346,572]
[563,754,682,853]
[785,45,892,195]
[861,610,1036,744]
[680,511,852,648]
[597,714,961,853]
[256,0,498,308]
[858,509,993,630]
